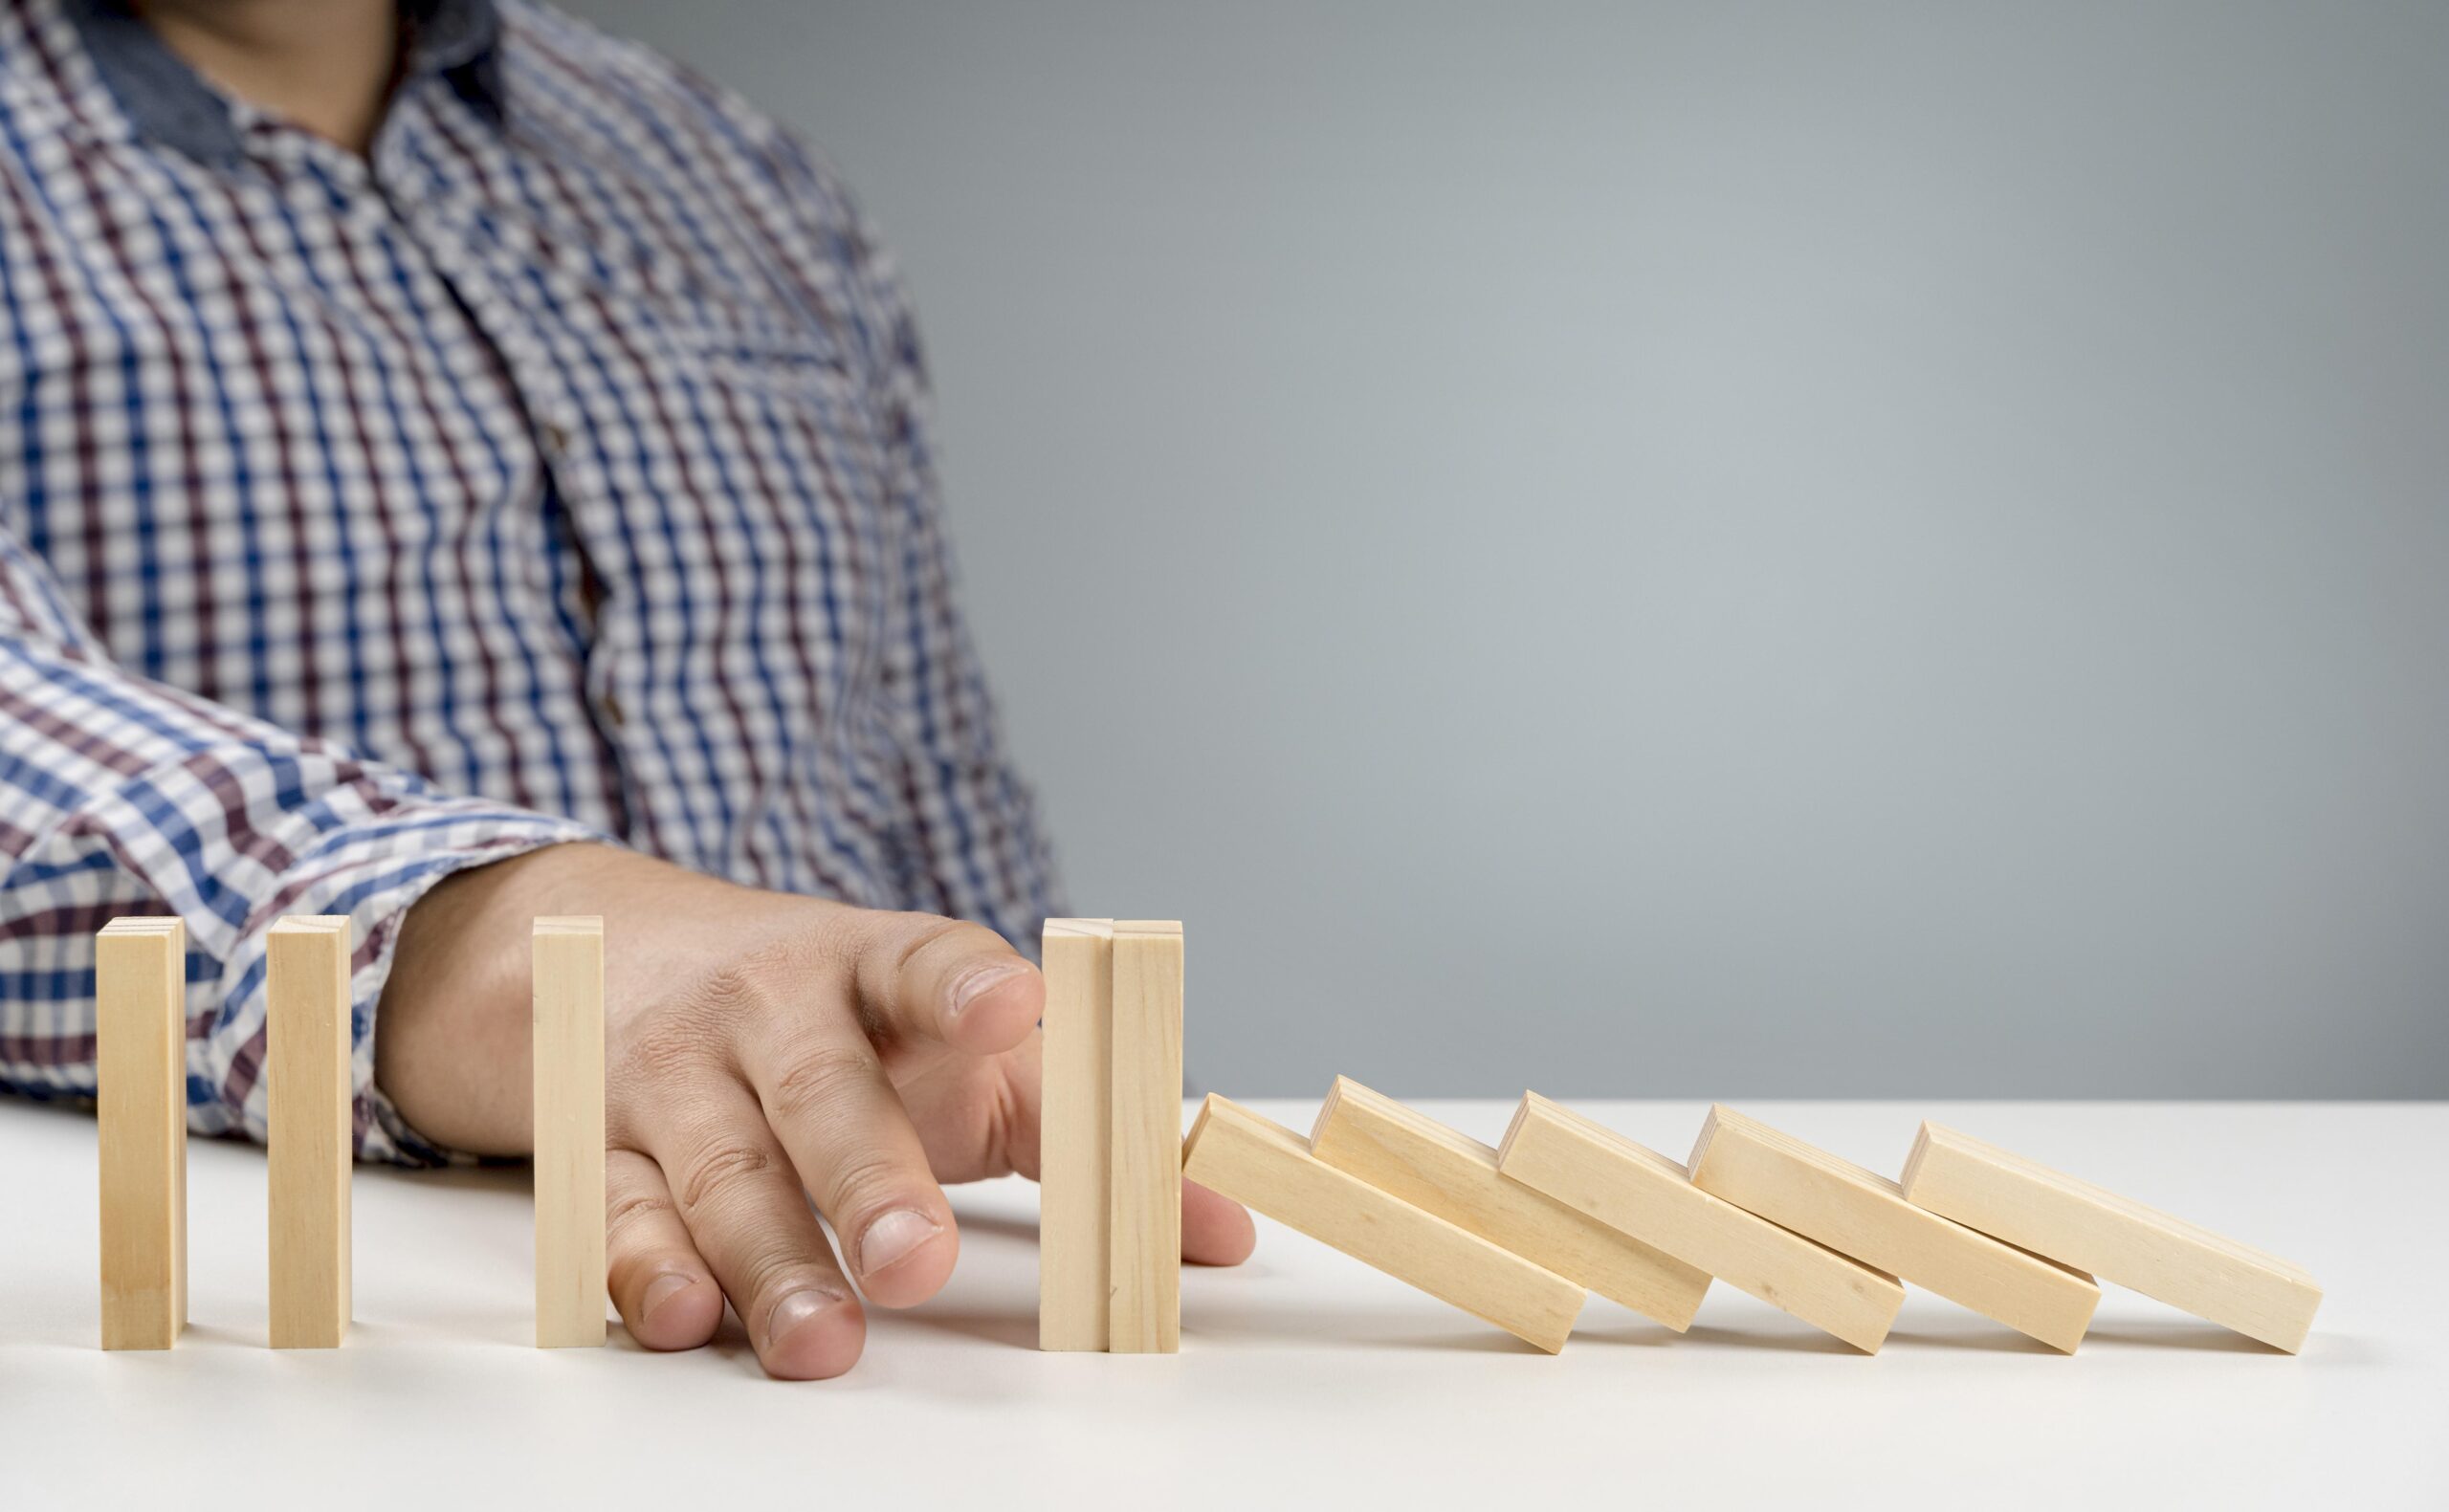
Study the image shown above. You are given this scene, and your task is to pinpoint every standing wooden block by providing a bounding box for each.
[1038,918,1114,1351]
[1901,1122,2322,1352]
[1688,1106,2101,1352]
[1108,920,1182,1353]
[533,917,606,1348]
[1496,1093,1903,1352]
[267,915,352,1349]
[97,917,188,1350]
[1309,1077,1710,1331]
[1184,1095,1583,1352]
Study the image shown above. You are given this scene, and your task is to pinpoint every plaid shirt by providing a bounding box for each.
[0,0,1058,1161]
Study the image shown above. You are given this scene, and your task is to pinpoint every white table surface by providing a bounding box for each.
[2,1094,2440,1508]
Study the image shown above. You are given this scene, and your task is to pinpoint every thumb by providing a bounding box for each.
[1001,1033,1255,1265]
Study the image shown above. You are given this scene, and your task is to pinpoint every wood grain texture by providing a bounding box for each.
[1108,921,1182,1353]
[97,917,187,1350]
[1688,1106,2100,1352]
[1308,1077,1710,1330]
[533,917,606,1348]
[1495,1093,1903,1352]
[1183,1094,1583,1352]
[1038,918,1114,1351]
[1901,1121,2322,1353]
[267,916,352,1349]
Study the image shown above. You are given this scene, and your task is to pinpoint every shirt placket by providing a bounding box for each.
[360,83,641,838]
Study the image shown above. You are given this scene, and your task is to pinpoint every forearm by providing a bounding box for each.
[0,545,594,1156]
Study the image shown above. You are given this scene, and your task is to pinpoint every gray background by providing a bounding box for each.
[565,0,2449,1099]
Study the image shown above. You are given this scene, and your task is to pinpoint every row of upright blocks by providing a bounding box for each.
[96,914,607,1350]
[1035,919,2321,1357]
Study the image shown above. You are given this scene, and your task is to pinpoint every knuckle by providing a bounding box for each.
[859,911,1001,1038]
[700,933,856,1053]
[744,1249,838,1306]
[673,1139,776,1216]
[819,1150,908,1221]
[725,1235,853,1325]
[889,915,970,975]
[685,961,778,1022]
[734,923,852,992]
[609,941,819,1094]
[765,1040,881,1126]
[605,1188,677,1245]
[615,1003,725,1087]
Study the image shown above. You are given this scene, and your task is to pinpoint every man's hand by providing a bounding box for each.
[380,844,1256,1378]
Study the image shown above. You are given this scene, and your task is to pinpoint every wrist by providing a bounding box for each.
[378,843,633,1153]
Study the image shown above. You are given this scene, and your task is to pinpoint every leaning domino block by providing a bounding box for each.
[533,917,607,1348]
[1688,1106,2100,1351]
[1496,1092,1902,1351]
[1038,917,1182,1353]
[97,917,188,1350]
[1184,1094,1583,1352]
[267,915,353,1349]
[1694,1101,2096,1350]
[1309,1077,1710,1330]
[1900,1122,2322,1353]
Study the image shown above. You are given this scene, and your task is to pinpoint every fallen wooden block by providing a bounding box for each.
[1108,920,1183,1353]
[1496,1092,1902,1352]
[1038,918,1114,1352]
[1309,1077,1709,1330]
[1688,1106,2100,1352]
[1184,1094,1583,1352]
[96,917,188,1350]
[533,917,606,1348]
[1900,1121,2321,1353]
[267,915,352,1349]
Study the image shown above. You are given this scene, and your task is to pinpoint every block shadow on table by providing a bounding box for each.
[2080,1321,2292,1355]
[1881,1326,2062,1355]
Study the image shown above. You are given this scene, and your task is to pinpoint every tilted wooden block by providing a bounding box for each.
[1183,1094,1583,1352]
[1496,1093,1902,1352]
[533,917,606,1348]
[267,915,352,1349]
[1901,1122,2322,1353]
[1038,918,1114,1352]
[1688,1106,2100,1352]
[97,917,188,1350]
[1309,1077,1710,1330]
[1108,921,1183,1353]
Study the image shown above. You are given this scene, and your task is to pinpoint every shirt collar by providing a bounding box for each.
[63,0,506,165]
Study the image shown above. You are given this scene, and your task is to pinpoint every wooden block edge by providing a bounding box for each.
[1186,1095,1582,1353]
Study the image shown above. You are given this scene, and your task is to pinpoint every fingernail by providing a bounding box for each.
[765,1286,844,1348]
[641,1271,695,1323]
[949,963,1028,1021]
[858,1208,941,1276]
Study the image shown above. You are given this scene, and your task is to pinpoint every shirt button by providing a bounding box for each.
[540,421,571,457]
[602,691,625,726]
